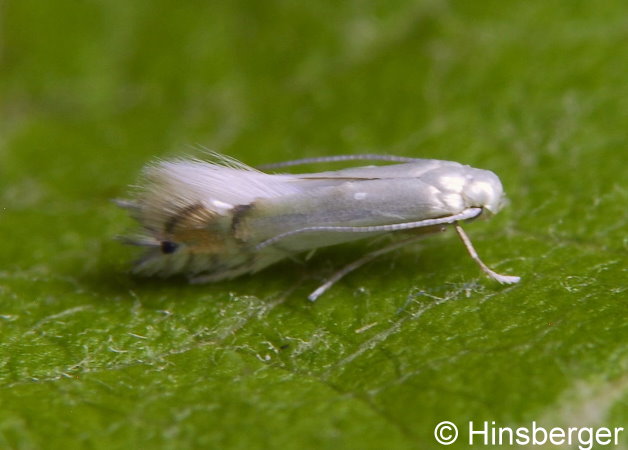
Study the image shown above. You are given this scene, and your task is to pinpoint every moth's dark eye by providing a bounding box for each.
[160,241,179,254]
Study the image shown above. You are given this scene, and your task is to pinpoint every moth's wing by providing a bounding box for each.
[132,159,305,232]
[286,159,464,183]
[257,154,420,170]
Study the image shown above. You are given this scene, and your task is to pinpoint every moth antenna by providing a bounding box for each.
[454,223,520,284]
[256,208,483,251]
[257,154,420,170]
[308,236,422,301]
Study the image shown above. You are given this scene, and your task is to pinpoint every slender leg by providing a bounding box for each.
[308,236,423,301]
[309,224,520,301]
[454,223,520,284]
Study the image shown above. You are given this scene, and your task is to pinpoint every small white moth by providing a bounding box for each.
[119,153,520,300]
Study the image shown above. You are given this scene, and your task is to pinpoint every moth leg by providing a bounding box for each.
[308,236,423,302]
[454,223,520,284]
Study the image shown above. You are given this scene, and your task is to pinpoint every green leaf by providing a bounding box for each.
[1,1,626,449]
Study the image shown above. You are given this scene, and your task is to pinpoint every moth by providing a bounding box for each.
[118,153,520,300]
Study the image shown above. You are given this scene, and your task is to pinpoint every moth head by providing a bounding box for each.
[463,168,507,216]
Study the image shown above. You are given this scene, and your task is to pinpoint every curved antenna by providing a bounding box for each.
[257,154,420,170]
[255,208,483,251]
